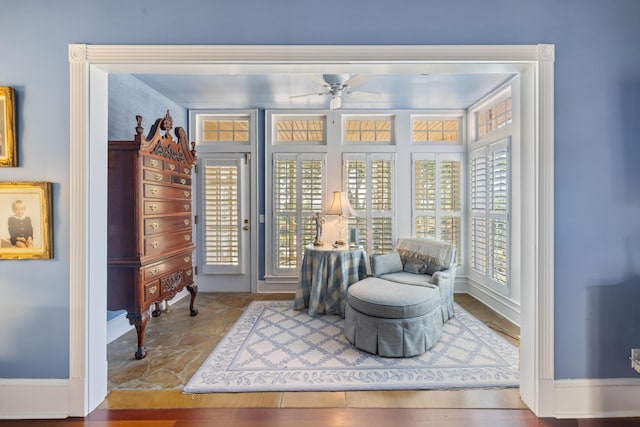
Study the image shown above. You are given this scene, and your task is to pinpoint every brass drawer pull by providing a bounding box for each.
[183,204,190,211]
[150,267,158,276]
[151,241,159,249]
[184,191,190,197]
[184,256,190,263]
[150,159,159,167]
[184,234,191,241]
[148,285,158,295]
[154,173,163,181]
[169,164,176,171]
[149,204,158,211]
[183,219,190,226]
[183,168,189,174]
[150,222,159,230]
[149,187,159,196]
[180,178,187,185]
[186,270,192,277]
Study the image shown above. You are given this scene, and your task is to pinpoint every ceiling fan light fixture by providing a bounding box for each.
[330,96,342,110]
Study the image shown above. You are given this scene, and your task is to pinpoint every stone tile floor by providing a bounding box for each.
[108,292,520,391]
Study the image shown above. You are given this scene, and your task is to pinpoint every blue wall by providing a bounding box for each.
[0,0,639,380]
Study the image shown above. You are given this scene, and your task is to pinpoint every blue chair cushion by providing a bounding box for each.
[347,277,440,319]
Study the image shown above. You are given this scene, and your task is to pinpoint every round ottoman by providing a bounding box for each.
[344,277,443,357]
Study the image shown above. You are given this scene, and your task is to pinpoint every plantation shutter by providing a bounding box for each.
[273,153,324,273]
[469,139,510,291]
[413,154,462,264]
[489,143,509,286]
[345,153,394,255]
[202,158,241,274]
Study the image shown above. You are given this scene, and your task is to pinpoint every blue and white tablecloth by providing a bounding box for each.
[293,245,367,317]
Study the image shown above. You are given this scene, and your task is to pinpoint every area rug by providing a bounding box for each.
[184,300,519,393]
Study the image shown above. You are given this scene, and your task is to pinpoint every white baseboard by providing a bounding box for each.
[553,378,640,418]
[0,379,69,419]
[106,289,190,343]
[460,277,521,326]
[107,311,133,344]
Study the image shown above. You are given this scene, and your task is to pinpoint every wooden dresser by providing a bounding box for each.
[107,111,198,360]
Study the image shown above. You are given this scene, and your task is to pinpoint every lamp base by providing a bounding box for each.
[333,240,346,248]
[313,240,323,247]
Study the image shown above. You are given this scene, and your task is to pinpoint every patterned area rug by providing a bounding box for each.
[184,300,519,393]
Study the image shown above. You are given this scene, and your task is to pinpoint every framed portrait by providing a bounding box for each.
[0,87,17,167]
[0,182,53,260]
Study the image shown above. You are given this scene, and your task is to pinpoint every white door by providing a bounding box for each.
[196,154,251,292]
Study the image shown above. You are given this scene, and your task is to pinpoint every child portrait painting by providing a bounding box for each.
[0,182,53,259]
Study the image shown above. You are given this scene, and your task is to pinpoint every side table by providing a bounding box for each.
[293,244,367,317]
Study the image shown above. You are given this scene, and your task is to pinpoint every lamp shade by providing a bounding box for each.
[325,191,357,216]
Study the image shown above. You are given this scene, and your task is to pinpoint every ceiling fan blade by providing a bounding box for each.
[329,96,342,110]
[343,74,371,88]
[304,74,331,87]
[290,92,325,99]
[346,90,382,100]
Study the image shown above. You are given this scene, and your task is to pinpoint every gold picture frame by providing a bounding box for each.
[0,182,53,260]
[0,87,16,167]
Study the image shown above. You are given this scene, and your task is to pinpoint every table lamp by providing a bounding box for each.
[325,190,357,247]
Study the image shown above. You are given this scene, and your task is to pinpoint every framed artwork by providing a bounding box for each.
[0,86,16,167]
[0,182,53,260]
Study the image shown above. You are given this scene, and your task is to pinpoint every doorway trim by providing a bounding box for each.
[68,44,554,416]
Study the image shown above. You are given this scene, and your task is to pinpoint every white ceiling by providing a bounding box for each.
[133,72,515,110]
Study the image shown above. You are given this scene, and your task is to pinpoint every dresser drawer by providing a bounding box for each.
[143,156,163,171]
[171,175,191,186]
[143,279,161,304]
[183,265,194,284]
[144,230,193,257]
[144,215,192,236]
[143,252,193,280]
[166,162,191,176]
[144,199,191,215]
[143,168,171,184]
[144,183,192,200]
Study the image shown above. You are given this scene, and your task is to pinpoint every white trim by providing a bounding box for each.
[0,379,69,419]
[465,277,521,326]
[553,378,640,419]
[106,311,133,344]
[68,44,554,417]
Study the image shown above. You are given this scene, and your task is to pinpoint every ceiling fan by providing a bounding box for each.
[290,74,381,109]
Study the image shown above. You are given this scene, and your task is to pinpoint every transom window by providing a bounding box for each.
[477,97,512,138]
[202,118,250,142]
[344,116,394,143]
[412,118,460,142]
[275,117,325,143]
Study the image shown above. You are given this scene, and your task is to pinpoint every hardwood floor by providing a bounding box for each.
[3,293,640,426]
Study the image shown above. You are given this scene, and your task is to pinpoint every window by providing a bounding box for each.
[477,97,512,138]
[469,139,510,291]
[413,154,463,264]
[272,153,325,273]
[412,117,460,143]
[200,116,250,143]
[274,116,326,143]
[344,116,394,143]
[201,158,240,273]
[344,153,395,255]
